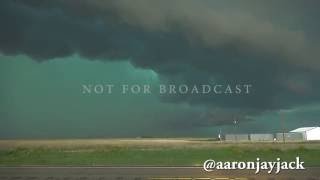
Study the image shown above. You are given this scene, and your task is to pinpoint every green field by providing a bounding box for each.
[0,139,319,166]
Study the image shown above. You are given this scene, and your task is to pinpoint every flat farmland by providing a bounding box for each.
[0,139,319,166]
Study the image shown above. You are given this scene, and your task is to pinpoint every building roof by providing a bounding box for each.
[290,127,319,133]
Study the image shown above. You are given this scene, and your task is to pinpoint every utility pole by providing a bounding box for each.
[281,111,286,143]
[233,116,238,142]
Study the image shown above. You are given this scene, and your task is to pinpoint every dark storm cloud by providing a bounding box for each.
[1,0,320,126]
[161,107,258,129]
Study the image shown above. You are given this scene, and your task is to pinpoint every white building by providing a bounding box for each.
[290,127,320,141]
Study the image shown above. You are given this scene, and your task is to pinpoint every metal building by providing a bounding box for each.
[250,134,274,141]
[276,132,304,141]
[290,127,320,141]
[225,134,249,141]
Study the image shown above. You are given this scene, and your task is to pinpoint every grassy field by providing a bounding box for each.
[0,139,319,166]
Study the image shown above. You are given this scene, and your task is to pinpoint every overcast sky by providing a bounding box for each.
[1,0,320,138]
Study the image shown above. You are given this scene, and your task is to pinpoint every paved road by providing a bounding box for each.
[0,166,319,180]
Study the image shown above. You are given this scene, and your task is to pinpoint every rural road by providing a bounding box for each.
[0,166,319,180]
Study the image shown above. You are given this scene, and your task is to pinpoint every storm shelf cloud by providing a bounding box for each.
[1,0,320,133]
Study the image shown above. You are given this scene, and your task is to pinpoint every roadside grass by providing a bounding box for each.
[0,145,319,166]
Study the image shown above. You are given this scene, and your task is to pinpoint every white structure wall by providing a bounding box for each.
[290,127,320,141]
